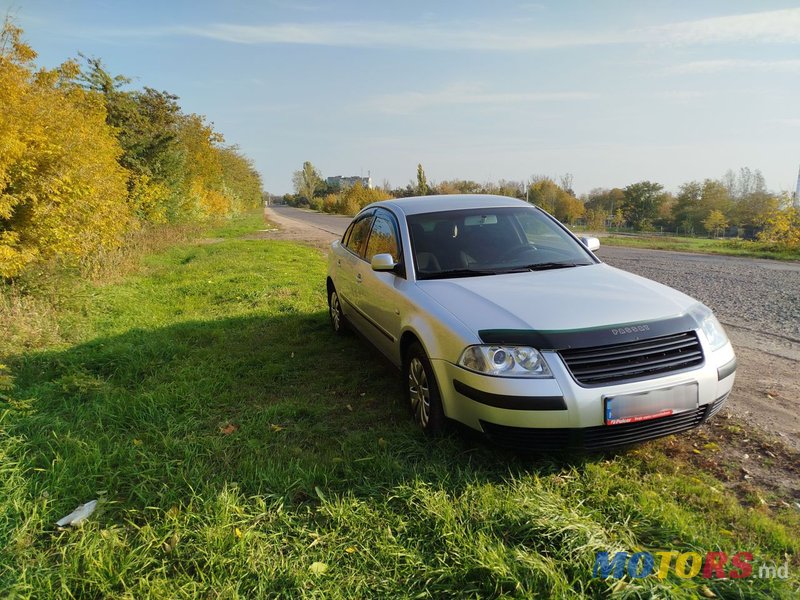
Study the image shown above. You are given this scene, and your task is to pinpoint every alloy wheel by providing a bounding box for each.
[408,357,431,427]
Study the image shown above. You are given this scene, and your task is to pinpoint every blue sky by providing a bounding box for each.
[9,1,800,195]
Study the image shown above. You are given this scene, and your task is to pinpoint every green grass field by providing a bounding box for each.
[600,234,800,261]
[1,215,798,598]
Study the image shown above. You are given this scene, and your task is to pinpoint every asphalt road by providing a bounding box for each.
[271,205,350,236]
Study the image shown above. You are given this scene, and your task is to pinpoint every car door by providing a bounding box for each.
[359,209,405,363]
[335,210,374,335]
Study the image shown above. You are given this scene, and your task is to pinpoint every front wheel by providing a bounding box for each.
[404,342,445,435]
[328,286,347,335]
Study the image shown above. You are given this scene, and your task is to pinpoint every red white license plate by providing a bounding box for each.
[604,383,698,425]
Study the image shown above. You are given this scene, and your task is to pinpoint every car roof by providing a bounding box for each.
[368,194,530,217]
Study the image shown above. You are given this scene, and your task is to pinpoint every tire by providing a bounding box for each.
[404,341,445,435]
[328,286,348,336]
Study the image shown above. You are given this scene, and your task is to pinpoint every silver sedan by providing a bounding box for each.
[326,195,736,450]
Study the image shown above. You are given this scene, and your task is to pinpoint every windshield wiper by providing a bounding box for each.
[524,262,583,271]
[418,268,500,280]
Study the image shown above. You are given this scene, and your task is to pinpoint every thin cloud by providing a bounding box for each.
[169,22,623,50]
[651,8,800,45]
[668,59,800,74]
[90,7,800,50]
[651,90,710,100]
[365,84,598,114]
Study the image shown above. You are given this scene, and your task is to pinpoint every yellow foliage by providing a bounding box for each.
[336,183,392,216]
[0,20,263,277]
[0,21,130,278]
[129,174,169,224]
[758,208,800,249]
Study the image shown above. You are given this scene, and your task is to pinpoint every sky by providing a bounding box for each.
[7,0,800,196]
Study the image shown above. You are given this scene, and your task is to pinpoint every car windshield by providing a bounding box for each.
[407,206,595,280]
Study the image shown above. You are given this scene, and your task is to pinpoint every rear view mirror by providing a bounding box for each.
[371,253,397,271]
[580,236,600,252]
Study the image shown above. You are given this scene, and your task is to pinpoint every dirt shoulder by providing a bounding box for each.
[250,206,341,252]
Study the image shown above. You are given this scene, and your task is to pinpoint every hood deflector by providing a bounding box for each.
[478,314,698,351]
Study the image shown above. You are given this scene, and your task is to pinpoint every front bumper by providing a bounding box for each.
[430,338,736,450]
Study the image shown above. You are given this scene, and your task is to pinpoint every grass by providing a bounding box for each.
[600,234,800,261]
[1,213,798,598]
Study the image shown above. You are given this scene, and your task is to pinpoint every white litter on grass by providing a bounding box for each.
[56,500,98,527]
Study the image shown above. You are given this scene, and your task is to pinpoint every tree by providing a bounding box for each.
[336,182,392,216]
[703,210,728,238]
[0,19,130,278]
[584,187,624,214]
[527,178,583,223]
[559,172,575,196]
[292,161,322,206]
[621,181,666,230]
[218,146,263,213]
[527,178,562,213]
[435,179,482,195]
[176,113,228,218]
[612,209,626,230]
[416,163,428,196]
[612,208,626,229]
[758,207,800,249]
[584,208,607,231]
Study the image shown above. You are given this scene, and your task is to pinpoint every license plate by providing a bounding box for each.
[604,383,698,425]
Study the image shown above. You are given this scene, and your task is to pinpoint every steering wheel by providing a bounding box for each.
[495,243,537,263]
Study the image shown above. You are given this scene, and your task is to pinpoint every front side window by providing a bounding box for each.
[345,214,374,258]
[365,215,400,262]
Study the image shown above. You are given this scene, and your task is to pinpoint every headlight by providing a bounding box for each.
[458,345,552,378]
[688,304,728,351]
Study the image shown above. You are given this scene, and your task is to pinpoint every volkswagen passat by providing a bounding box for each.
[326,195,736,450]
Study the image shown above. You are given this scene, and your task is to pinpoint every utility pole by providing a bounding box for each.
[795,164,800,208]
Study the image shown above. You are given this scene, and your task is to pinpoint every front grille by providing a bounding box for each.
[480,395,727,451]
[706,392,728,418]
[481,408,704,451]
[559,331,704,386]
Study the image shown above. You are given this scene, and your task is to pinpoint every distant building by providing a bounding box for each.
[326,174,373,191]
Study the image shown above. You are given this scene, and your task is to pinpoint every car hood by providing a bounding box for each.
[416,263,697,335]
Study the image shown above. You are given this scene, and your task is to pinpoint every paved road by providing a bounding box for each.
[271,205,350,236]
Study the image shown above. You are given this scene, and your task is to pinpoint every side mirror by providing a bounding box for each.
[580,236,600,252]
[371,253,397,272]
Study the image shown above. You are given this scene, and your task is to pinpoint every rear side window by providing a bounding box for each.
[345,215,374,258]
[365,215,400,262]
[342,222,355,246]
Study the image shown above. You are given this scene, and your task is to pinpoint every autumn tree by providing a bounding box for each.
[218,146,263,213]
[0,20,130,278]
[758,207,800,249]
[527,178,584,223]
[79,57,187,222]
[435,179,482,195]
[584,208,607,231]
[673,180,731,234]
[703,210,728,238]
[176,113,229,218]
[336,182,392,216]
[293,161,323,206]
[584,187,625,215]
